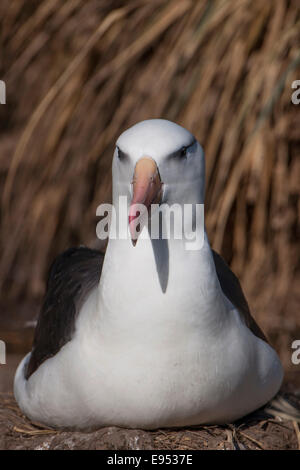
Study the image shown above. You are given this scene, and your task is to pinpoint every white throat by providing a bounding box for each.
[96,227,228,344]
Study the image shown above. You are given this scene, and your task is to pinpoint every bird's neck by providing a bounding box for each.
[95,228,227,335]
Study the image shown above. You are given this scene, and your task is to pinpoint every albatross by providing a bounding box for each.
[14,119,283,430]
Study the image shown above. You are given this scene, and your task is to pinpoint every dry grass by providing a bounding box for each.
[0,1,299,360]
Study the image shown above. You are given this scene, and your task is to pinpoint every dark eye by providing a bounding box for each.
[180,146,187,158]
[117,146,126,160]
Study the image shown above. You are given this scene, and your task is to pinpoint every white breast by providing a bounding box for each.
[14,235,283,430]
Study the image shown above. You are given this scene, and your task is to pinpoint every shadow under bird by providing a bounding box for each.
[14,119,283,430]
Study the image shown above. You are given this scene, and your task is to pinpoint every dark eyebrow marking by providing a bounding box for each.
[116,146,128,160]
[167,138,197,159]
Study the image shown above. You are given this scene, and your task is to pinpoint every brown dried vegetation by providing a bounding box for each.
[0,0,299,410]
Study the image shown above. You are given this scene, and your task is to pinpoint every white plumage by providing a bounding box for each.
[14,119,283,430]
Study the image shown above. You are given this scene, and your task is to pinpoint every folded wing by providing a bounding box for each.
[212,249,267,342]
[25,247,104,379]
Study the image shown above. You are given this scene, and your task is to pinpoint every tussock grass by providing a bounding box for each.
[0,1,299,353]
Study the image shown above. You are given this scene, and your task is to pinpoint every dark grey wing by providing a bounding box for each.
[25,246,104,379]
[212,249,267,343]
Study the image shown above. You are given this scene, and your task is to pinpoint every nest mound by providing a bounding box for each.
[1,393,300,450]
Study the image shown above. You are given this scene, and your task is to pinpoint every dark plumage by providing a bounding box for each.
[25,247,104,379]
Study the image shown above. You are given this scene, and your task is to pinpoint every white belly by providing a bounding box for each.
[14,290,283,430]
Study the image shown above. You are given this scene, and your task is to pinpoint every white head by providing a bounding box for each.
[112,119,205,244]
